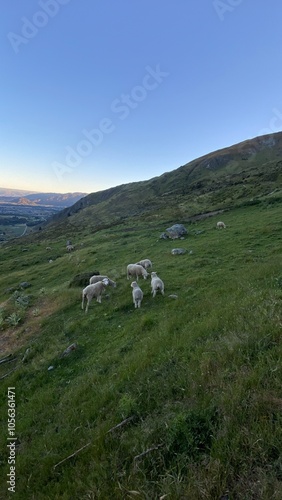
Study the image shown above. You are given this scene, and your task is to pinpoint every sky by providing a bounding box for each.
[1,0,282,194]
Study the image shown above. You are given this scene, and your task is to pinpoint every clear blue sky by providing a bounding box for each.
[1,0,282,194]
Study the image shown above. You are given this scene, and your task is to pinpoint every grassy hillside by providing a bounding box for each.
[44,131,282,235]
[1,195,282,498]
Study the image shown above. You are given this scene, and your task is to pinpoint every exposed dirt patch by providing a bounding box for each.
[188,209,225,222]
[0,296,61,357]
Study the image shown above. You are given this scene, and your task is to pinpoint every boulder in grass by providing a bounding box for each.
[171,248,186,255]
[19,282,31,289]
[165,224,188,239]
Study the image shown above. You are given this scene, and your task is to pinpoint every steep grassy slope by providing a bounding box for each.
[1,198,282,499]
[44,131,282,234]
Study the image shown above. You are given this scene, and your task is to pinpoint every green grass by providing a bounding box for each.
[0,202,282,498]
[0,223,28,240]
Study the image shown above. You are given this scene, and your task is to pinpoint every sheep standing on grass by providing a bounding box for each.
[89,275,116,287]
[82,278,109,313]
[216,221,226,229]
[66,244,75,252]
[131,281,143,309]
[136,259,152,270]
[127,264,148,281]
[151,272,165,298]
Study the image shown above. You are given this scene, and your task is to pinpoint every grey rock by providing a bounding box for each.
[171,248,186,255]
[19,282,31,289]
[166,224,188,239]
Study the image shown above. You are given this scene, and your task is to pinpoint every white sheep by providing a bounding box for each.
[131,281,143,308]
[89,274,116,287]
[216,221,226,229]
[127,264,148,281]
[151,272,165,297]
[135,259,152,270]
[66,244,75,252]
[81,278,109,313]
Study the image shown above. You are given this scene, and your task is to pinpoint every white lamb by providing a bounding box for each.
[81,278,109,313]
[89,275,116,287]
[131,281,143,309]
[66,244,75,252]
[127,264,148,280]
[216,221,226,229]
[136,259,152,270]
[151,272,165,297]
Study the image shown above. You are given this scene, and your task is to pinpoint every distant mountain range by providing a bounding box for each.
[0,188,88,208]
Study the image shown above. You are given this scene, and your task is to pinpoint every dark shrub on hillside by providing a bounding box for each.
[69,271,100,287]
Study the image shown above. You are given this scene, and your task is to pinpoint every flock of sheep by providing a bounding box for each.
[81,258,165,313]
[80,221,226,313]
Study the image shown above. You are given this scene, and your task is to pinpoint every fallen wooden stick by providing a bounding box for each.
[0,367,18,380]
[53,442,91,469]
[107,416,134,433]
[134,443,164,461]
[0,354,16,365]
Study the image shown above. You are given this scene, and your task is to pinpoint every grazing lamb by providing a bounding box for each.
[151,272,165,297]
[136,259,152,270]
[81,278,109,313]
[216,221,226,229]
[131,281,143,309]
[127,264,148,281]
[89,274,116,287]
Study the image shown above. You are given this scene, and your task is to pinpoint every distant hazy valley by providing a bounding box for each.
[0,188,87,242]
